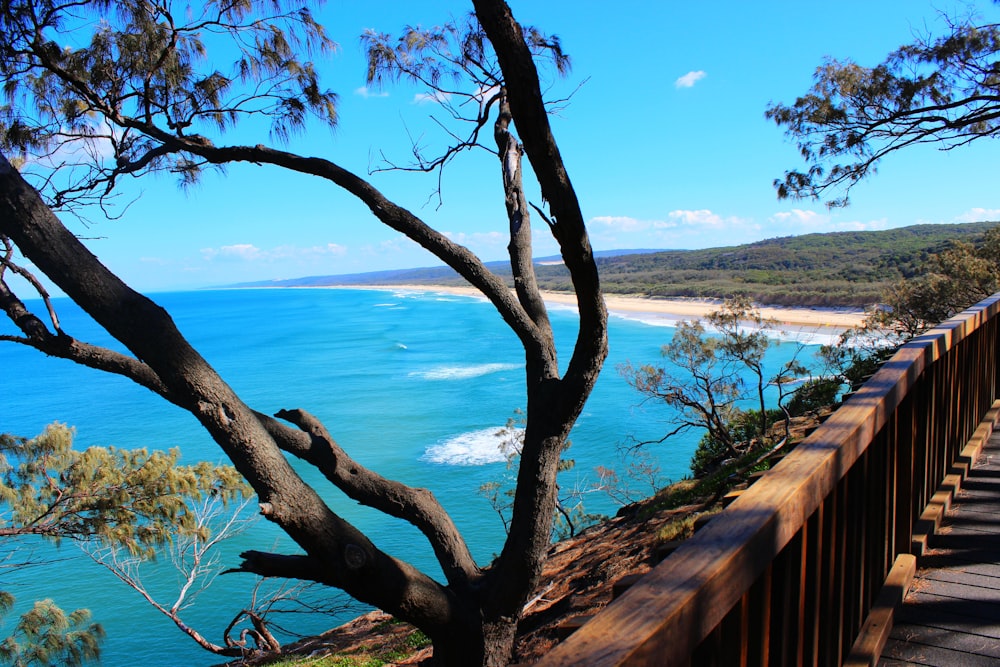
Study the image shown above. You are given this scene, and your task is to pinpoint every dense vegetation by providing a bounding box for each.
[253,221,999,308]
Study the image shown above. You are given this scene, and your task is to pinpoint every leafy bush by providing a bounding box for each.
[689,409,783,477]
[786,378,843,416]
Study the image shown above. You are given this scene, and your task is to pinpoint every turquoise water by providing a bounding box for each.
[0,288,823,665]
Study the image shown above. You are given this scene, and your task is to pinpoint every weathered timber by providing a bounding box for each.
[535,294,1000,666]
[880,429,1000,665]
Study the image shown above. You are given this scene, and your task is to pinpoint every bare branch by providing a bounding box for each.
[273,408,480,589]
[0,237,61,332]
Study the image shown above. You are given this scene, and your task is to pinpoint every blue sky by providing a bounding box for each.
[51,0,1000,291]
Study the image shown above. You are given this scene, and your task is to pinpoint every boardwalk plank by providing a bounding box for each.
[882,638,1000,666]
[895,595,1000,638]
[919,567,1000,590]
[937,515,1000,532]
[907,579,1000,609]
[889,622,1000,658]
[879,433,1000,666]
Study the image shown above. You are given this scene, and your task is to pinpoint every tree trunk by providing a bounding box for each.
[431,614,519,667]
[1,1,608,664]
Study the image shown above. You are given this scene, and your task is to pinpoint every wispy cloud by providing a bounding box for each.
[413,91,451,105]
[675,70,707,88]
[587,210,759,250]
[827,218,890,232]
[590,215,650,233]
[444,230,506,248]
[770,209,829,228]
[952,207,1000,223]
[355,86,389,99]
[200,243,347,262]
[770,209,890,234]
[666,209,748,228]
[768,208,831,230]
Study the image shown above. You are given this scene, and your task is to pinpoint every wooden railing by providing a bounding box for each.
[536,293,1000,666]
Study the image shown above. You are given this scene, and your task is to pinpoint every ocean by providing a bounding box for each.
[0,287,827,665]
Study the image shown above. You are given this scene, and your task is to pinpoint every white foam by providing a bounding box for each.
[612,311,845,346]
[409,362,519,380]
[423,427,523,465]
[611,312,681,328]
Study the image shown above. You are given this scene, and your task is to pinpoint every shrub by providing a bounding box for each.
[786,378,843,416]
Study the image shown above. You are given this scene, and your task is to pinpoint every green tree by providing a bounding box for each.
[0,2,606,665]
[820,224,1000,398]
[476,412,596,540]
[620,298,812,473]
[83,495,290,657]
[767,3,1000,207]
[826,224,1000,382]
[621,298,775,456]
[877,225,1000,337]
[0,593,103,667]
[0,424,249,549]
[0,423,253,664]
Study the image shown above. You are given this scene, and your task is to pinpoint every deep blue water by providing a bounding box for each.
[0,288,824,665]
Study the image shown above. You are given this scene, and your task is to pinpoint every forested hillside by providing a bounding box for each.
[241,222,998,307]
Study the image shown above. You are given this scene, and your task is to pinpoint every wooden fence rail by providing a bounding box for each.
[535,293,1000,666]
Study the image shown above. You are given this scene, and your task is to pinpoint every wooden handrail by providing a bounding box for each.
[536,293,1000,666]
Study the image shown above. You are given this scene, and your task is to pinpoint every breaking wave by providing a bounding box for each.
[423,427,522,466]
[409,362,519,381]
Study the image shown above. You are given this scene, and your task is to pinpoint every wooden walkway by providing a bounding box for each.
[880,430,1000,666]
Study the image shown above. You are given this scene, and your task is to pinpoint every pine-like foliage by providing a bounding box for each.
[0,423,251,554]
[0,424,252,665]
[0,597,104,667]
[767,4,1000,207]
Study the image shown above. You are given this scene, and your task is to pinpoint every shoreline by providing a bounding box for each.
[327,283,868,334]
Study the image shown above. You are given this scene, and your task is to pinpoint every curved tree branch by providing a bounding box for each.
[768,17,1000,206]
[0,275,171,395]
[272,408,480,590]
[0,153,460,636]
[493,88,553,342]
[473,0,607,390]
[127,129,554,362]
[473,0,608,618]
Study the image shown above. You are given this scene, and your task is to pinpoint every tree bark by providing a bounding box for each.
[0,154,462,637]
[0,1,608,664]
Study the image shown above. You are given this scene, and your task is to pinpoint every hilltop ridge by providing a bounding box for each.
[231,222,998,308]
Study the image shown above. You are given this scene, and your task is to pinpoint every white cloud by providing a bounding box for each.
[19,128,115,169]
[444,230,506,247]
[828,218,890,232]
[769,209,893,235]
[474,84,501,107]
[675,70,707,88]
[201,243,347,262]
[770,209,828,226]
[355,86,389,99]
[362,236,420,255]
[589,215,651,233]
[953,208,1000,223]
[413,91,451,105]
[585,210,761,251]
[202,243,261,261]
[667,209,749,228]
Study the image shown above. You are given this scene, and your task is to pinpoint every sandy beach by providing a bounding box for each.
[346,284,868,333]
